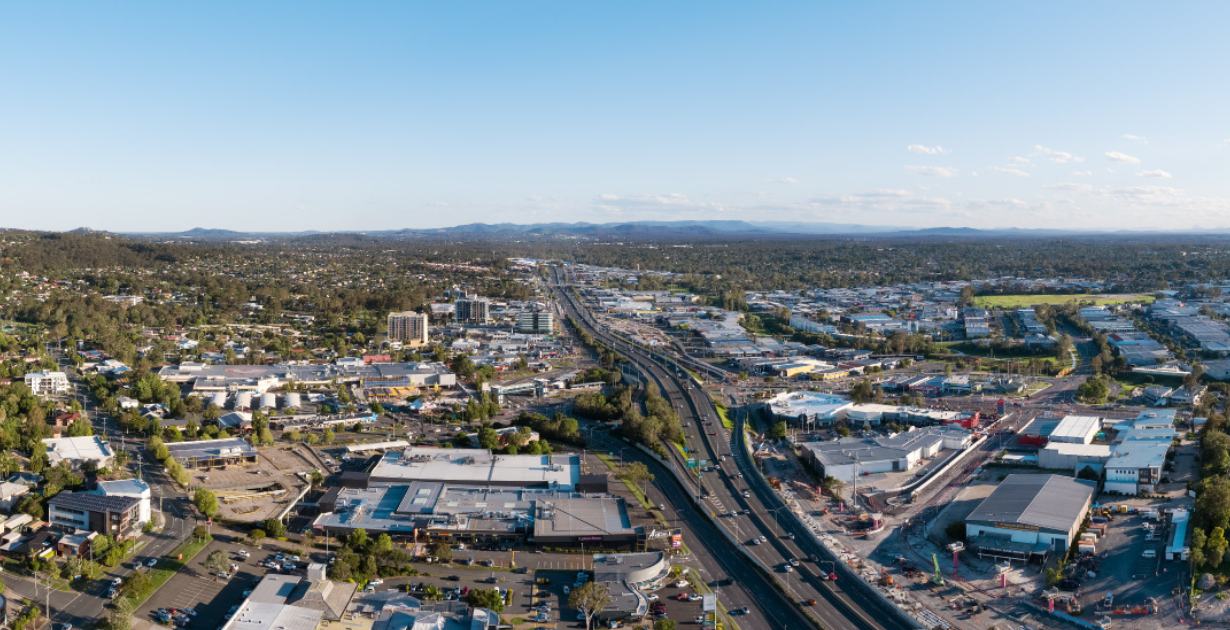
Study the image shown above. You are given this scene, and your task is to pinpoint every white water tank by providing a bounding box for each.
[236,392,254,410]
[260,393,277,409]
[284,392,302,409]
[211,392,227,409]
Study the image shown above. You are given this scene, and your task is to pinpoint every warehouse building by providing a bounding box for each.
[1049,415,1101,445]
[966,474,1095,560]
[798,426,972,485]
[1037,443,1111,474]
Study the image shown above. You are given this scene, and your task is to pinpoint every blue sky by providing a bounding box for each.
[3,2,1230,232]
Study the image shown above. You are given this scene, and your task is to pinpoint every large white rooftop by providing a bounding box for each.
[369,447,579,490]
[42,436,114,465]
[767,391,853,421]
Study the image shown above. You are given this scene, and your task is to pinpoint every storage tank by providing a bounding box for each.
[236,392,254,410]
[260,393,277,409]
[284,392,302,409]
[210,392,227,409]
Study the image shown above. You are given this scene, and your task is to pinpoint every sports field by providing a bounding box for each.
[972,293,1155,309]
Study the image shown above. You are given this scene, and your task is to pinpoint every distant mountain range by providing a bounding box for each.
[76,220,1221,241]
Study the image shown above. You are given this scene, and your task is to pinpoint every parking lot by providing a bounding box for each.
[137,539,268,629]
[1076,504,1182,607]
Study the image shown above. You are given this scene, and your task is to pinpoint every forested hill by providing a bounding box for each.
[1,232,204,272]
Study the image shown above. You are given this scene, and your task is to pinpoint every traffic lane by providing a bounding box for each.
[734,417,919,630]
[564,305,806,630]
[617,438,802,630]
[558,281,863,630]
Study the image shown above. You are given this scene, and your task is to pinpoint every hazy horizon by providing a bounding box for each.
[4,2,1229,232]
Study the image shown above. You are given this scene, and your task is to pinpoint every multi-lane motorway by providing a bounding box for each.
[550,267,922,630]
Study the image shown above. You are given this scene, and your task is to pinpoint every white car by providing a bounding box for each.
[646,594,659,601]
[674,580,688,588]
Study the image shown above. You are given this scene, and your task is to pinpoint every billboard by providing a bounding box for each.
[702,595,716,612]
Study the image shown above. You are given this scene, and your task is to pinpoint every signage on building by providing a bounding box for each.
[994,521,1039,532]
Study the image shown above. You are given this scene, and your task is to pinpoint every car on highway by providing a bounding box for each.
[737,607,750,615]
[789,558,800,567]
[146,558,158,567]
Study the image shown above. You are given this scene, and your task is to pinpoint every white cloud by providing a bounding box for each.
[1044,183,1094,192]
[1104,151,1141,163]
[905,165,958,178]
[1008,156,1032,165]
[1136,170,1172,179]
[1072,170,1093,176]
[593,193,726,216]
[1122,134,1148,144]
[1033,145,1084,164]
[762,177,799,184]
[907,144,950,155]
[990,166,1030,177]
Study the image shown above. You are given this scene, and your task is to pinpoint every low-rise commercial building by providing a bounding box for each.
[367,448,579,490]
[1049,415,1101,445]
[95,479,152,525]
[165,437,259,469]
[42,436,114,470]
[798,426,972,485]
[48,492,141,538]
[313,482,641,549]
[966,474,1095,559]
[765,391,853,427]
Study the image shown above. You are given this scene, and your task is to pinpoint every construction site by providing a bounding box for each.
[188,443,326,523]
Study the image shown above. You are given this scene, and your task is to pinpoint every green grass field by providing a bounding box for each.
[972,293,1156,309]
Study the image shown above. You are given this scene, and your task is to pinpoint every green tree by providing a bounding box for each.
[109,594,134,630]
[1209,527,1229,568]
[477,426,499,450]
[194,488,218,516]
[1192,527,1208,568]
[617,461,655,496]
[374,533,393,552]
[422,584,444,601]
[769,420,788,440]
[322,428,335,443]
[465,588,505,612]
[569,582,611,630]
[263,518,287,538]
[204,549,231,575]
[122,570,152,599]
[348,528,369,551]
[654,621,677,630]
[429,542,453,563]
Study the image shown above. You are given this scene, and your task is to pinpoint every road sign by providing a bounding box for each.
[702,595,716,612]
[686,458,698,468]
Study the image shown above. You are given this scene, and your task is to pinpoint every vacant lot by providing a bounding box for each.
[972,293,1156,309]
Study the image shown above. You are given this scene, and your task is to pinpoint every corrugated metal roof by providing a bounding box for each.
[967,474,1094,533]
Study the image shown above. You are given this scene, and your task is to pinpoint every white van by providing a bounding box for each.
[1142,549,1157,558]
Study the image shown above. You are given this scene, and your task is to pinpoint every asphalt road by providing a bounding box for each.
[551,270,919,630]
